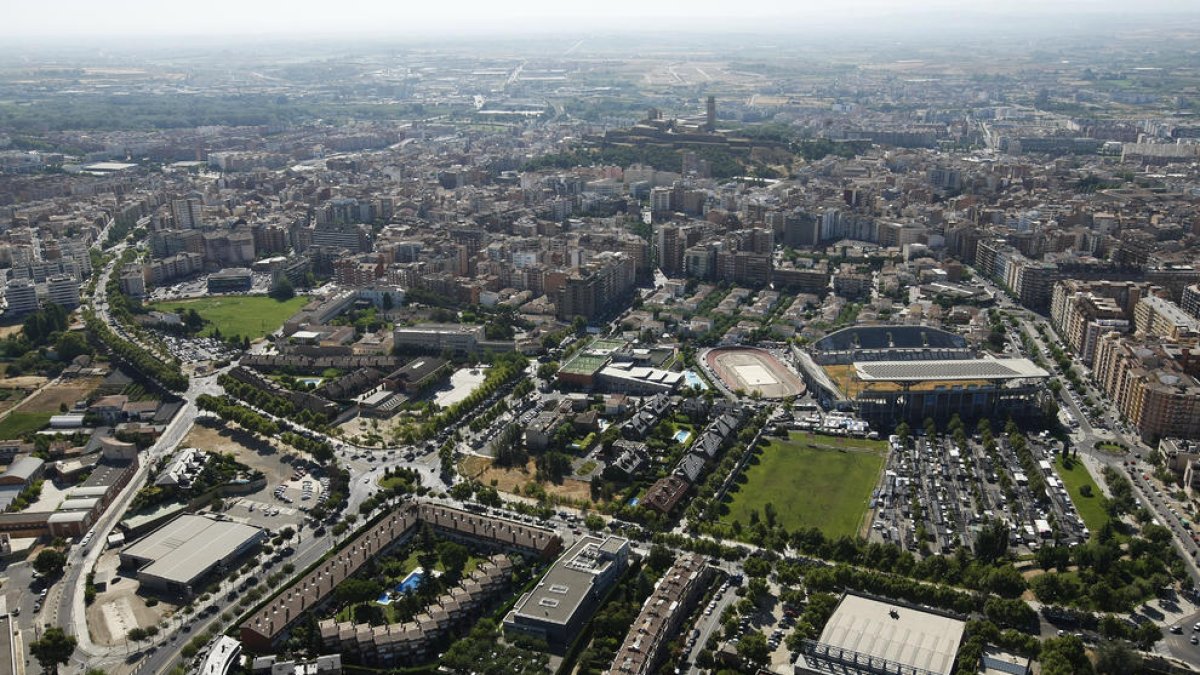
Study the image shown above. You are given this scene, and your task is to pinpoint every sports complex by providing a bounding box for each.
[703,346,806,399]
[797,325,1050,428]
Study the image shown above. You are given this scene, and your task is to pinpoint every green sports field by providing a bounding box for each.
[149,295,309,341]
[722,432,887,538]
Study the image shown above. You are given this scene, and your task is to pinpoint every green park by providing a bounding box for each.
[149,295,309,341]
[722,431,887,538]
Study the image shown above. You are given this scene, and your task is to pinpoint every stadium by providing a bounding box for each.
[796,326,1050,429]
[703,347,806,399]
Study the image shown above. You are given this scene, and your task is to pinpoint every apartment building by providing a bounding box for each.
[607,553,713,675]
[1134,296,1200,345]
[1092,333,1200,442]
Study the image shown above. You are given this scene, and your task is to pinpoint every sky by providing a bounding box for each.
[4,0,1199,39]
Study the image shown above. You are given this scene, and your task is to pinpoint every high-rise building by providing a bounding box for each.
[3,279,38,316]
[46,274,80,309]
[172,197,204,229]
[1182,284,1200,320]
[705,96,716,132]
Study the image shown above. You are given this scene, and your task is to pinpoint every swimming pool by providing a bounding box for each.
[377,568,425,605]
[673,429,692,444]
[682,370,709,390]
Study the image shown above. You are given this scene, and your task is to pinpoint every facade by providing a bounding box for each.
[1092,333,1200,442]
[45,274,80,309]
[207,268,253,293]
[3,279,38,315]
[1183,283,1200,320]
[504,535,630,649]
[1134,296,1200,344]
[392,324,485,354]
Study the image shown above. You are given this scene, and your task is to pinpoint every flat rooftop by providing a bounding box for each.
[853,358,1048,383]
[509,535,627,627]
[816,593,966,675]
[123,514,264,584]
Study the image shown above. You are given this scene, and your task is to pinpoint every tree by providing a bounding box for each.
[334,578,383,606]
[647,544,674,572]
[270,275,295,301]
[437,541,469,578]
[1094,639,1140,674]
[34,549,66,578]
[31,627,77,675]
[381,292,394,311]
[737,631,770,666]
[54,331,91,360]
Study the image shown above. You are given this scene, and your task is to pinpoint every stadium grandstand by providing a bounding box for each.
[799,326,1049,428]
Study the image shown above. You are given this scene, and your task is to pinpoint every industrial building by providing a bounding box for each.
[121,514,266,596]
[794,592,966,675]
[504,535,630,649]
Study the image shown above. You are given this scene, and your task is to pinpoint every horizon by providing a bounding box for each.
[4,0,1200,42]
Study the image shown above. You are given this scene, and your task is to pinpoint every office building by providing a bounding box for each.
[504,535,630,649]
[207,268,253,293]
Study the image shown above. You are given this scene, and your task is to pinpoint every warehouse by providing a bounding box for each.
[121,514,266,596]
[794,592,966,675]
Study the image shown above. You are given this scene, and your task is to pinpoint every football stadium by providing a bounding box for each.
[704,347,806,399]
[796,326,1049,428]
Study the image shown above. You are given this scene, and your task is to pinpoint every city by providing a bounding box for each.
[2,3,1200,675]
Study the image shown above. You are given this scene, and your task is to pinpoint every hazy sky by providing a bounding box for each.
[4,0,1199,38]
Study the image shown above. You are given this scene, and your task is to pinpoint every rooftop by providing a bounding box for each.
[123,514,264,585]
[813,593,966,675]
[853,358,1048,382]
[509,535,628,627]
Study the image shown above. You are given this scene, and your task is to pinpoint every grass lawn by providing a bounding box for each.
[1055,455,1107,537]
[1096,442,1126,456]
[0,412,52,440]
[722,432,886,538]
[148,295,309,341]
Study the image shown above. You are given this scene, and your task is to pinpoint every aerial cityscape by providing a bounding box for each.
[4,2,1200,675]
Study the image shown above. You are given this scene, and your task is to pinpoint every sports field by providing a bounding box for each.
[722,431,886,538]
[149,295,308,340]
[705,347,805,399]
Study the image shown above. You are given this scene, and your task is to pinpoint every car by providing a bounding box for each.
[1192,636,1198,645]
[1172,625,1183,634]
[32,602,40,613]
[38,589,47,597]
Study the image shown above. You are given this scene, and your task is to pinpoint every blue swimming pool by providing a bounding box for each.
[673,429,692,444]
[682,370,709,390]
[377,569,425,605]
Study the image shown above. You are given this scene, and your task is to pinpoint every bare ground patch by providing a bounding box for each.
[459,455,593,504]
[20,376,103,412]
[86,550,177,646]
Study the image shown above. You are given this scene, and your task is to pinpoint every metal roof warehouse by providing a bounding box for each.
[120,514,266,596]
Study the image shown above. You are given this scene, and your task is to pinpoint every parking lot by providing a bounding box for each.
[868,431,1090,555]
[157,333,240,364]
